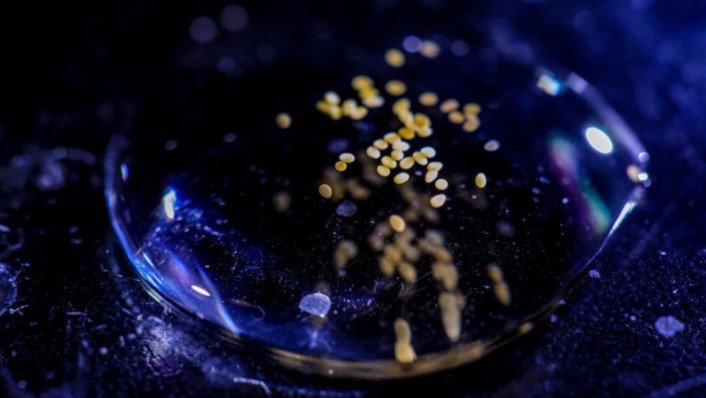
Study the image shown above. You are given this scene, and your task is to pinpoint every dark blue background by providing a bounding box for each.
[0,1,705,396]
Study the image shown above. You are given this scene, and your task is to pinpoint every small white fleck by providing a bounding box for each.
[588,269,600,279]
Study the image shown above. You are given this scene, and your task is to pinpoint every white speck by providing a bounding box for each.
[189,16,217,44]
[299,292,331,318]
[221,4,249,32]
[588,269,601,279]
[655,316,684,338]
[99,347,108,355]
[630,315,636,321]
[585,126,613,154]
[562,197,570,205]
[484,140,500,152]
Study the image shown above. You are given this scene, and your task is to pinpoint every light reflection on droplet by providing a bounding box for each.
[191,285,212,297]
[585,126,614,154]
[162,189,177,221]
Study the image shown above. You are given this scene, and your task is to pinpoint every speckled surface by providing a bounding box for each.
[1,1,705,397]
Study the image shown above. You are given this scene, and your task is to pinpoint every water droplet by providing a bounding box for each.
[299,293,331,317]
[106,32,648,379]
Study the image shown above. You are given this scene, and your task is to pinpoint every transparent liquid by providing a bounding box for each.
[106,36,649,379]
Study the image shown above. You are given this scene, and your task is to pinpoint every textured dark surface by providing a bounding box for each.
[0,1,705,397]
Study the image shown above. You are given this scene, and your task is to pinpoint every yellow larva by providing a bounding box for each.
[385,80,407,96]
[392,98,411,115]
[394,318,411,343]
[392,140,410,151]
[463,115,480,132]
[419,92,439,107]
[414,113,431,127]
[400,157,415,170]
[430,194,447,208]
[363,96,384,108]
[394,172,410,184]
[384,48,406,68]
[379,256,395,276]
[377,165,391,177]
[395,342,416,363]
[398,127,415,140]
[475,172,487,188]
[324,91,340,105]
[398,262,417,283]
[334,161,347,172]
[373,139,389,150]
[389,214,406,233]
[381,156,397,169]
[440,99,459,113]
[427,161,443,171]
[487,263,502,282]
[366,146,381,159]
[435,178,448,190]
[275,112,291,129]
[448,110,464,124]
[425,170,439,183]
[339,152,355,163]
[412,151,428,166]
[334,240,358,270]
[390,150,404,161]
[384,132,401,144]
[342,99,357,116]
[416,125,433,137]
[383,244,403,263]
[495,282,512,306]
[420,146,436,158]
[463,102,481,114]
[351,75,373,90]
[318,184,333,199]
[272,191,292,213]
